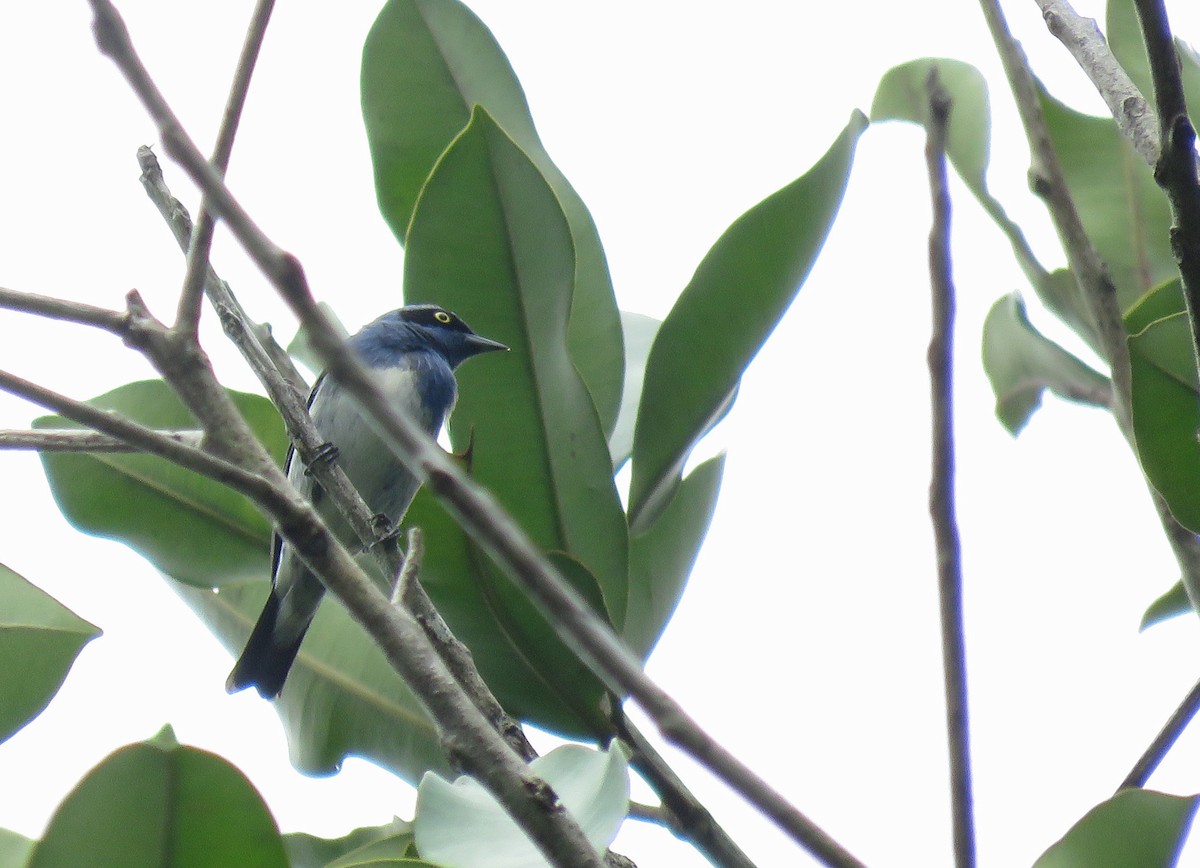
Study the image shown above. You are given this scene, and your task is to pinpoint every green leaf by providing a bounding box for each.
[175,578,448,781]
[1125,280,1200,531]
[609,312,662,471]
[1141,580,1192,630]
[28,725,288,868]
[402,488,612,737]
[1039,83,1175,312]
[981,293,1112,434]
[404,108,629,626]
[284,819,416,868]
[872,60,1098,348]
[872,58,989,192]
[415,743,629,868]
[628,112,868,531]
[623,454,725,659]
[1034,789,1198,868]
[0,564,99,744]
[362,0,623,434]
[0,828,34,868]
[35,381,286,589]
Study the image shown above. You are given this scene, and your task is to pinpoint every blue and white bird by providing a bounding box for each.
[227,304,508,698]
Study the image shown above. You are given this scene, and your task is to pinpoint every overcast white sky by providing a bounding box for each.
[4,1,1200,866]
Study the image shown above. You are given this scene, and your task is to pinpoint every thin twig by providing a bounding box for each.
[0,428,202,451]
[1120,675,1200,789]
[90,1,858,861]
[0,285,129,333]
[1034,0,1160,167]
[0,362,264,496]
[175,0,276,334]
[924,68,976,868]
[614,713,757,868]
[396,527,539,763]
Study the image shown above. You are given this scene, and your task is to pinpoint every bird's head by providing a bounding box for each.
[354,305,509,368]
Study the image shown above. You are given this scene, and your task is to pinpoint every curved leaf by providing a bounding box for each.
[981,293,1111,434]
[623,454,725,659]
[29,726,288,868]
[1141,580,1192,630]
[1034,789,1198,868]
[35,381,285,589]
[628,111,868,531]
[0,564,100,743]
[1126,280,1200,531]
[873,61,1097,347]
[403,108,628,624]
[415,743,628,868]
[362,0,623,433]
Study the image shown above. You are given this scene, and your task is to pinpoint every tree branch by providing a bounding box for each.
[1120,674,1200,789]
[0,428,202,451]
[1034,0,1160,167]
[175,0,276,335]
[924,68,976,868]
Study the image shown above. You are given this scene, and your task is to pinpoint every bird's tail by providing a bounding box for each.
[225,592,305,699]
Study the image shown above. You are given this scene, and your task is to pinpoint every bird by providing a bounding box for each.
[226,304,508,699]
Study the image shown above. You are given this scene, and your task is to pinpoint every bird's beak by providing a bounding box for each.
[465,334,510,354]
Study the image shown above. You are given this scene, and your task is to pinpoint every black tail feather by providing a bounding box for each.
[226,592,305,699]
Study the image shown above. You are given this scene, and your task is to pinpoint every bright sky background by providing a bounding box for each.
[4,1,1200,866]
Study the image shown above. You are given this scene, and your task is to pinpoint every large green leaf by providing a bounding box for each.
[362,0,623,435]
[1126,280,1200,531]
[34,380,448,781]
[981,293,1112,434]
[35,381,285,589]
[0,564,99,744]
[872,61,1096,348]
[628,112,868,532]
[175,577,448,780]
[1034,789,1198,868]
[401,108,624,734]
[623,455,725,660]
[28,726,288,868]
[1040,83,1175,312]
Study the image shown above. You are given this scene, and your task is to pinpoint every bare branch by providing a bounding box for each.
[1120,675,1200,789]
[1034,0,1161,166]
[0,362,265,496]
[0,285,128,333]
[0,428,202,452]
[924,69,976,868]
[176,0,276,334]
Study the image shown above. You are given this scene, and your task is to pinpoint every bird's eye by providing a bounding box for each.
[434,310,452,324]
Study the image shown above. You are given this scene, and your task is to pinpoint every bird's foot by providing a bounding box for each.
[303,441,340,476]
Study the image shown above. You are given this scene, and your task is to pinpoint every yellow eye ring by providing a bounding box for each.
[434,310,452,324]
